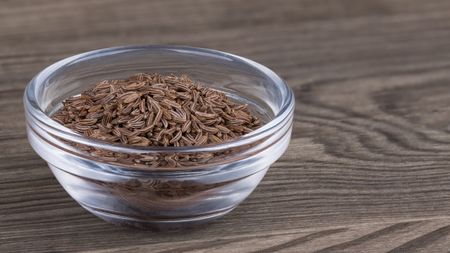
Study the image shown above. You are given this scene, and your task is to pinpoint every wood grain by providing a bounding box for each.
[2,0,450,252]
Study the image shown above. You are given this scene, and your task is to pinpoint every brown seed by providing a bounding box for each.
[170,109,187,123]
[112,127,122,137]
[139,99,146,113]
[180,136,194,145]
[146,88,165,97]
[119,134,128,144]
[137,125,155,134]
[126,121,145,129]
[194,110,217,119]
[101,113,112,126]
[129,114,144,123]
[208,134,222,143]
[121,103,134,115]
[161,118,169,128]
[124,82,146,91]
[162,109,172,120]
[170,131,183,143]
[53,116,65,125]
[93,92,108,101]
[93,80,112,90]
[118,127,133,136]
[197,134,208,145]
[88,104,103,113]
[216,125,231,134]
[160,98,181,109]
[78,118,98,125]
[130,108,140,116]
[181,120,192,133]
[96,94,116,105]
[198,123,219,134]
[84,128,94,137]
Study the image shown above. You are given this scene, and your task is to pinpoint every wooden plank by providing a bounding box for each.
[81,220,450,253]
[2,0,450,252]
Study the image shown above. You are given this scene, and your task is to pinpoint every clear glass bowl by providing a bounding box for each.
[24,45,294,230]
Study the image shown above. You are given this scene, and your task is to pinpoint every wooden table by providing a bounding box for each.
[2,0,450,252]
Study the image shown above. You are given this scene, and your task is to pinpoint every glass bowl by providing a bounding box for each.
[24,45,294,230]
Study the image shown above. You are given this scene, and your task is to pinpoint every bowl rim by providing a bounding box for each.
[24,45,295,153]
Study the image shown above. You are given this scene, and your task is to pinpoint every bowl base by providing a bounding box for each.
[81,204,236,231]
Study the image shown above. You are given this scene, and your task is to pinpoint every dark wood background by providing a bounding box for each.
[2,0,450,252]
